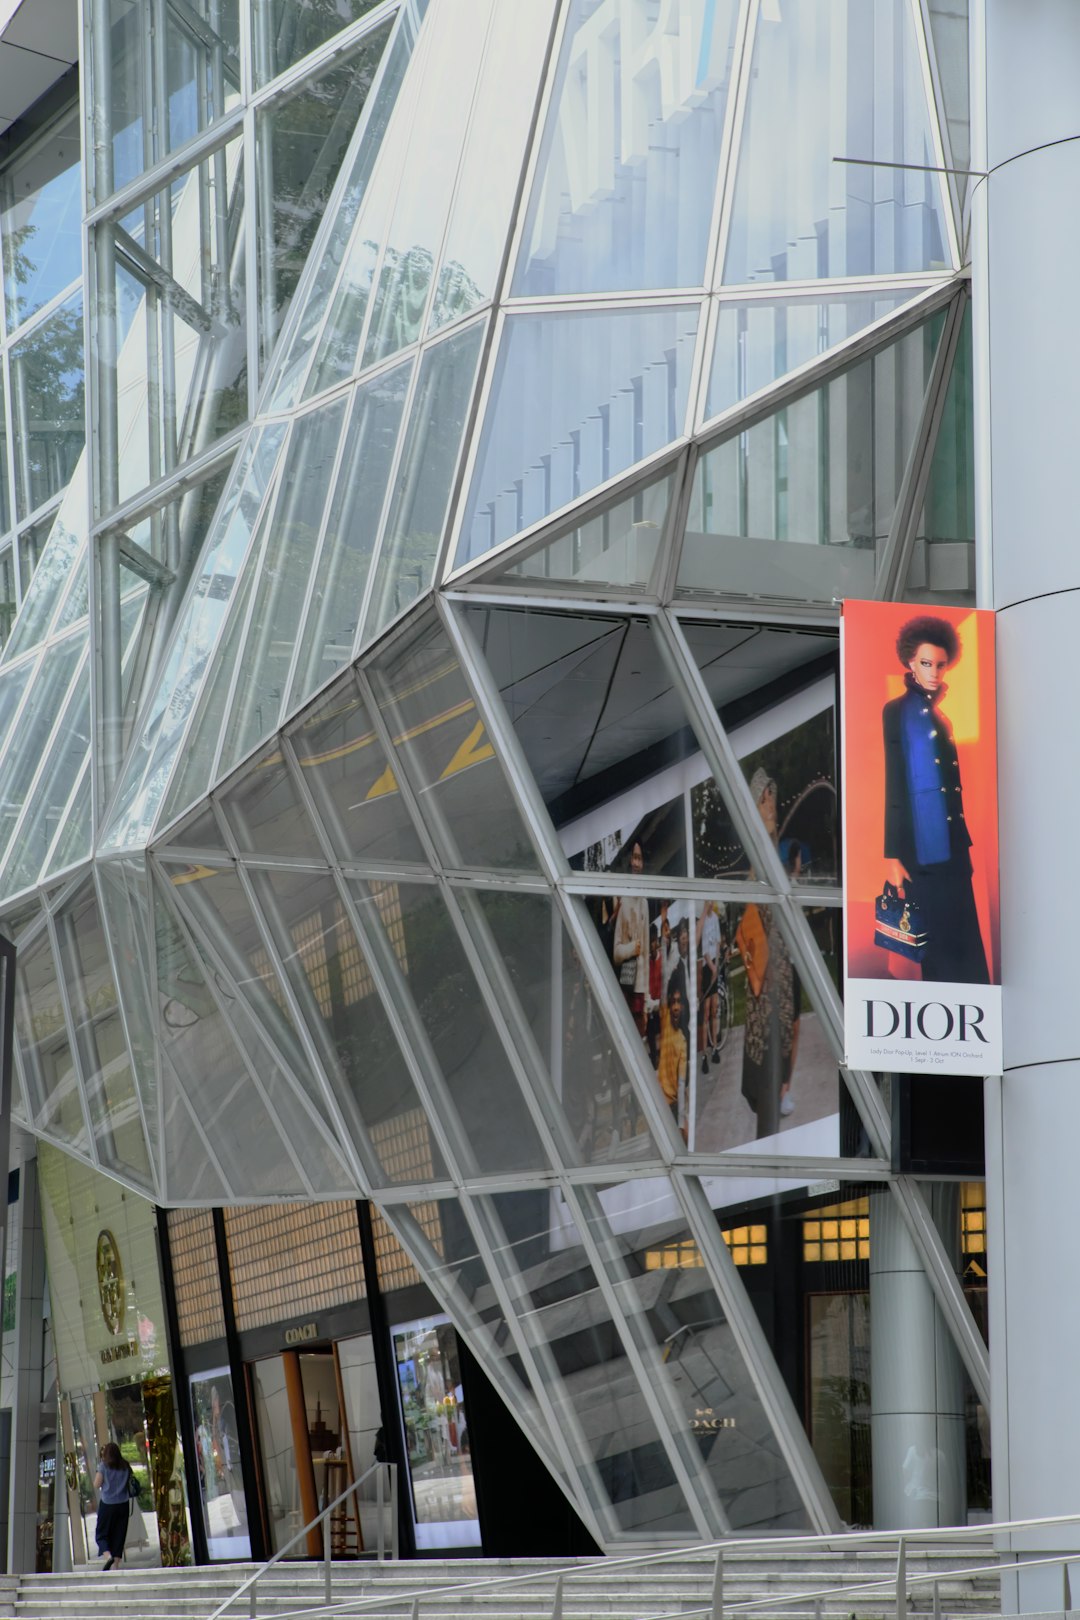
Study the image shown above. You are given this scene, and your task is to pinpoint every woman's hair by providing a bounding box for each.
[101,1441,124,1470]
[895,615,960,666]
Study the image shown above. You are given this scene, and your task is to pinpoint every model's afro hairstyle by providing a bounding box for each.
[895,615,960,667]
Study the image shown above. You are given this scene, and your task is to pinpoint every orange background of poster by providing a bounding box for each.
[842,600,1000,983]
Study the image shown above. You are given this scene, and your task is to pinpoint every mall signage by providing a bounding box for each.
[840,600,1001,1076]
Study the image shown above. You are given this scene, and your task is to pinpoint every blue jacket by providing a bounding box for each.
[882,678,971,872]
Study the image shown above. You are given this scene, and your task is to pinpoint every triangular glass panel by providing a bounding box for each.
[706,288,934,421]
[679,315,944,605]
[724,0,951,283]
[97,856,162,1176]
[904,305,975,606]
[157,802,224,853]
[290,676,426,866]
[13,927,89,1154]
[495,470,674,594]
[1,480,86,667]
[455,304,699,570]
[367,611,540,872]
[0,631,85,899]
[1,637,90,897]
[215,744,325,863]
[159,1050,232,1204]
[42,758,92,882]
[927,0,970,177]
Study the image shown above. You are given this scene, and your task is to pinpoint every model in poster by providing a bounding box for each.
[882,616,988,984]
[740,769,797,1138]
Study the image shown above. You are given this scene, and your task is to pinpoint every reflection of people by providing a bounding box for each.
[611,841,650,1036]
[657,985,688,1139]
[740,770,797,1139]
[882,617,988,983]
[94,1441,135,1570]
[697,900,723,1074]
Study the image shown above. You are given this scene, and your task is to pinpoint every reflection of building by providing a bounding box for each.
[0,0,1060,1591]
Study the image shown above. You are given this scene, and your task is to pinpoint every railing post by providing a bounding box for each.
[712,1549,724,1620]
[933,1577,941,1620]
[377,1460,385,1560]
[324,1508,332,1605]
[1064,1559,1073,1612]
[814,1596,823,1620]
[896,1535,907,1620]
[390,1463,399,1560]
[249,1575,256,1619]
[551,1572,564,1620]
[411,1598,420,1620]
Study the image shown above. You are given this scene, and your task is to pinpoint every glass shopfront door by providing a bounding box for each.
[391,1314,479,1550]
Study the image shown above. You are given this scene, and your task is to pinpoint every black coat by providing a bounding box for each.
[882,684,971,876]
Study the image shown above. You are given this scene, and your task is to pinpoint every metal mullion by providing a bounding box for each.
[560,1178,728,1538]
[688,292,720,440]
[439,299,509,581]
[4,278,86,352]
[875,290,966,601]
[580,1154,891,1182]
[712,271,951,304]
[278,395,353,715]
[698,0,756,295]
[561,872,769,905]
[92,425,245,540]
[38,752,91,888]
[908,0,962,271]
[669,598,839,630]
[657,442,701,605]
[709,0,762,292]
[2,355,17,595]
[655,608,892,1156]
[695,278,962,447]
[669,1169,844,1533]
[250,0,401,118]
[351,352,426,657]
[151,853,328,1197]
[443,585,655,619]
[42,910,100,1167]
[439,869,550,895]
[90,862,160,1199]
[352,667,444,873]
[502,290,708,316]
[87,113,246,233]
[890,1176,991,1407]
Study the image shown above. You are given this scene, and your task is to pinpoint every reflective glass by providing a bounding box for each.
[368,614,540,872]
[13,927,88,1152]
[0,549,14,652]
[363,321,484,641]
[254,0,385,84]
[680,318,943,604]
[516,0,738,296]
[290,677,427,866]
[103,422,288,852]
[488,1187,695,1536]
[217,397,349,776]
[458,305,699,567]
[461,887,659,1168]
[429,0,557,329]
[724,0,950,283]
[289,359,412,710]
[501,473,673,592]
[905,307,975,606]
[97,0,241,201]
[53,884,153,1188]
[0,631,83,875]
[97,857,161,1168]
[928,0,970,175]
[252,867,450,1188]
[575,1180,809,1530]
[255,25,391,365]
[158,1052,231,1203]
[1,102,81,329]
[353,879,550,1176]
[11,293,84,520]
[1,480,86,667]
[215,745,324,862]
[707,290,931,420]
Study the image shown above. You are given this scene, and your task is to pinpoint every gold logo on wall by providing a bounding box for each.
[96,1229,125,1336]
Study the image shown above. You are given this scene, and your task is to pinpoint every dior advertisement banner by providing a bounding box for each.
[840,600,1002,1075]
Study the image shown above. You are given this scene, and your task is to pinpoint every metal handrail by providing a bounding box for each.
[207,1461,397,1620]
[230,1510,1080,1620]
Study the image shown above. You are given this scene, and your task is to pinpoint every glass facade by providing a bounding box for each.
[0,0,988,1555]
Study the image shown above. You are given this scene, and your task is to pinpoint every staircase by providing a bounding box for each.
[0,1544,1003,1620]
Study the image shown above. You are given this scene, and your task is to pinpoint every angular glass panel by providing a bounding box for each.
[489,1187,695,1536]
[928,0,970,175]
[707,289,932,420]
[289,359,412,710]
[575,1180,809,1530]
[905,307,975,606]
[215,744,325,863]
[255,24,392,365]
[1,644,90,895]
[13,928,88,1153]
[515,0,738,296]
[463,887,660,1169]
[1,480,87,667]
[53,884,153,1189]
[364,321,484,642]
[291,677,427,866]
[354,879,550,1176]
[217,398,349,776]
[103,422,288,852]
[95,0,241,202]
[458,305,699,568]
[11,293,84,520]
[429,0,557,329]
[1,101,81,330]
[43,758,92,881]
[501,473,673,593]
[0,548,15,652]
[724,0,950,283]
[153,870,338,1198]
[254,0,385,84]
[159,1051,231,1202]
[679,318,943,604]
[266,9,426,413]
[0,631,83,881]
[253,867,450,1188]
[368,614,540,872]
[97,856,161,1169]
[680,618,840,888]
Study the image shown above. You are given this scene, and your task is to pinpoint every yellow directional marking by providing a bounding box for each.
[439,718,493,779]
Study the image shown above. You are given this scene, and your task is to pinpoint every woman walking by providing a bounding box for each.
[94,1441,136,1570]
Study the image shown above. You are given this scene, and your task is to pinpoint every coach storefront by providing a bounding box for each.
[37,1144,192,1567]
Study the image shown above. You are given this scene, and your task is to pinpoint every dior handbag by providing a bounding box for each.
[873,882,929,962]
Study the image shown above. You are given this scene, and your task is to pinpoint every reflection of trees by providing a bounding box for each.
[13,300,84,514]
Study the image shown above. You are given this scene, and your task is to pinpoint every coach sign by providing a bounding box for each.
[840,600,1001,1076]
